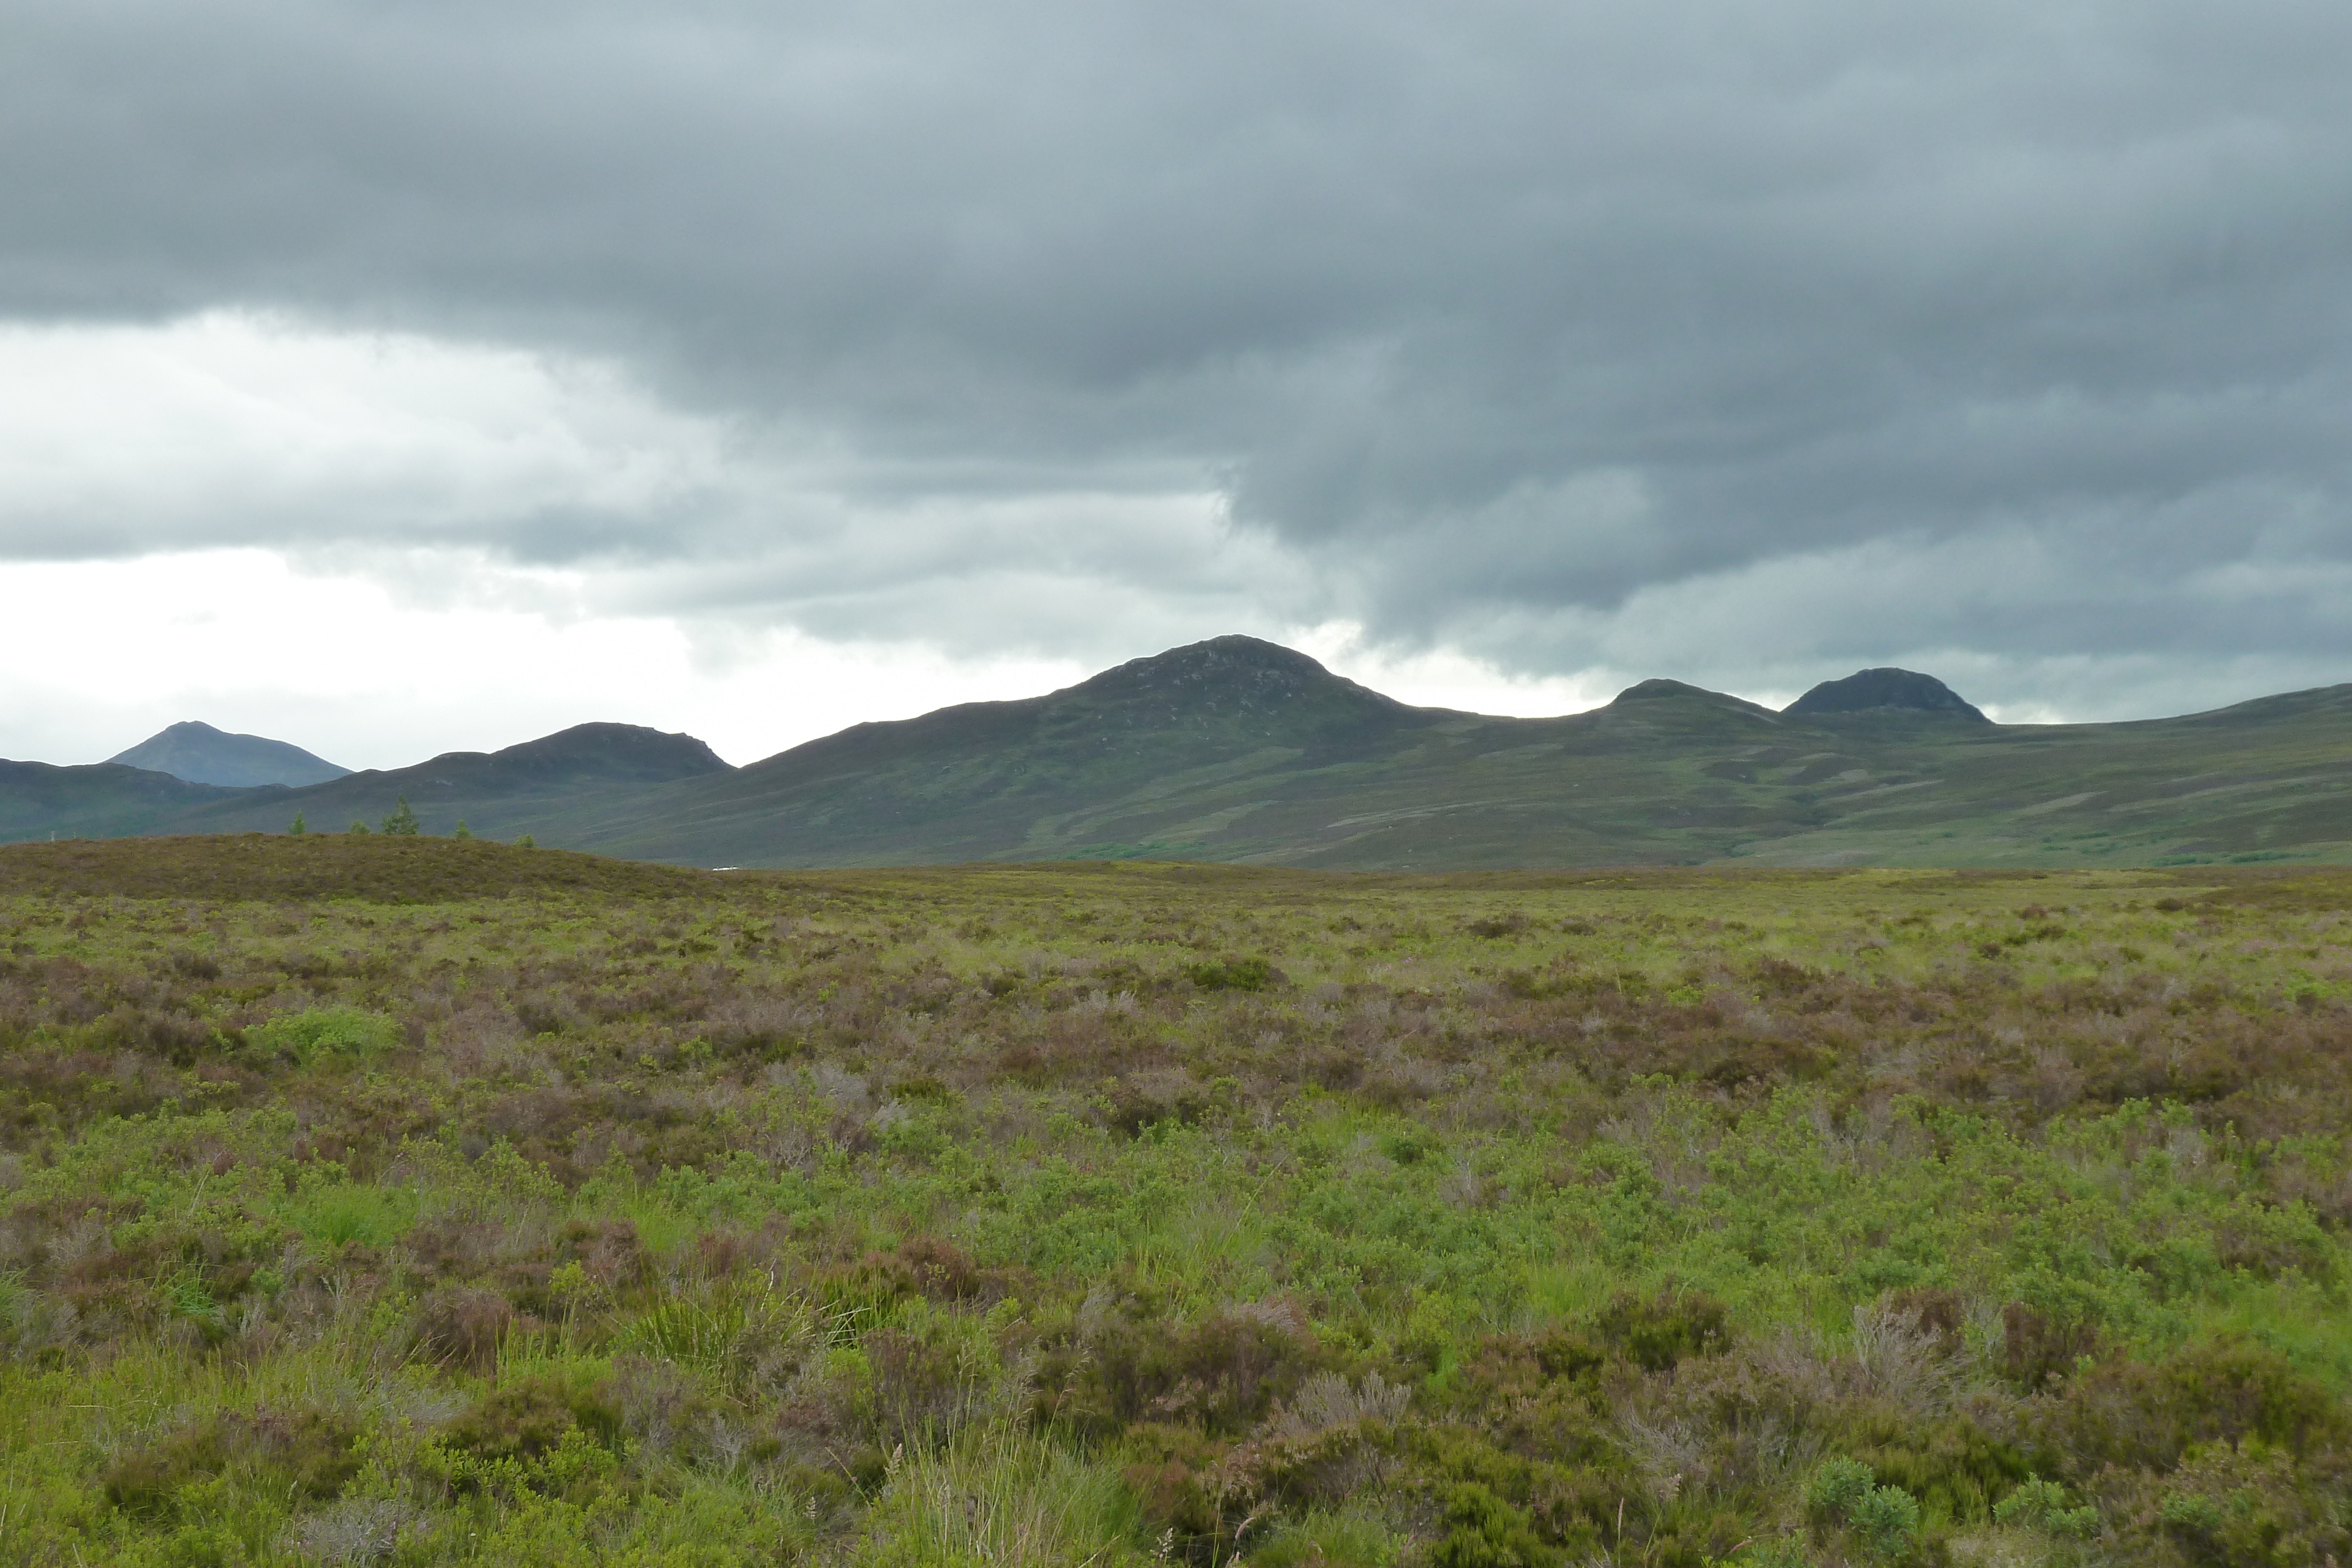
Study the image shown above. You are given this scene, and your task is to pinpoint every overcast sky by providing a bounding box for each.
[4,0,2349,768]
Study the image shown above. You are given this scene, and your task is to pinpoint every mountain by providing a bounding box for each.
[544,636,1446,866]
[539,638,2352,870]
[0,760,252,843]
[8,638,2352,868]
[1783,668,1990,722]
[107,721,350,787]
[158,722,730,840]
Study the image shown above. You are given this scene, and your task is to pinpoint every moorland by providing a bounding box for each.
[11,637,2352,868]
[2,834,2349,1565]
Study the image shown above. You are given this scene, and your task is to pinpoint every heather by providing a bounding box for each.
[1,838,2349,1565]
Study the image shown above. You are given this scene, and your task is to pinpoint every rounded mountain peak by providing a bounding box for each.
[1783,668,1989,722]
[1072,636,1393,707]
[1042,636,1414,753]
[487,723,731,781]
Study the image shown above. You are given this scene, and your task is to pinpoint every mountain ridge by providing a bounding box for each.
[6,638,2351,868]
[152,722,730,840]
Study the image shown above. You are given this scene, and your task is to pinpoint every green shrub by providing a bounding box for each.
[1994,1476,2098,1537]
[245,1006,400,1062]
[104,1406,360,1516]
[1593,1290,1729,1371]
[2046,1335,2349,1472]
[1184,956,1273,991]
[1835,1413,2030,1529]
[1806,1457,1875,1518]
[1038,1300,1324,1438]
[2159,1490,2224,1532]
[380,797,420,836]
[438,1372,621,1470]
[1379,1128,1435,1165]
[1433,1481,1559,1568]
[1807,1460,1922,1558]
[1465,914,1531,939]
[1849,1483,1921,1556]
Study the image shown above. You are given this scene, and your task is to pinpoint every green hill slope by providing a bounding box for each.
[555,636,1448,865]
[157,722,730,840]
[10,638,2351,867]
[550,640,2352,870]
[0,760,256,844]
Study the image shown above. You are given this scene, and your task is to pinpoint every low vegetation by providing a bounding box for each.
[1,837,2349,1564]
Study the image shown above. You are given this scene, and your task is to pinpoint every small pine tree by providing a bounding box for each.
[381,797,420,836]
[348,821,370,835]
[516,834,536,848]
[453,820,473,840]
[289,811,306,835]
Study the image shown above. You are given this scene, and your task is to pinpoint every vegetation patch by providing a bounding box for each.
[1,838,2350,1564]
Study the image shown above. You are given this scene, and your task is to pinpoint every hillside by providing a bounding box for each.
[547,639,2352,870]
[0,759,253,842]
[554,636,1449,865]
[7,638,2352,867]
[158,722,731,840]
[106,720,349,787]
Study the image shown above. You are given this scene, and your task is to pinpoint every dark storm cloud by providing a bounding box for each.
[5,0,2352,708]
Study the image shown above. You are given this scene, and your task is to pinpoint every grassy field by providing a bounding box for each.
[2,837,2349,1566]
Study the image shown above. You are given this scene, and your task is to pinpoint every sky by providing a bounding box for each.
[4,1,2349,770]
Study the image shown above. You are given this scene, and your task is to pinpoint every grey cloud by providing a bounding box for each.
[4,0,2352,712]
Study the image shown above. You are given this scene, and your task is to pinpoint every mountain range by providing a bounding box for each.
[7,636,2351,868]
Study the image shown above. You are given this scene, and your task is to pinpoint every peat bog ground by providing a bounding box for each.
[1,836,2349,1566]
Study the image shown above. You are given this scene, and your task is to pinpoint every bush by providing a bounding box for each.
[104,1406,360,1516]
[2001,1301,2100,1390]
[1807,1459,1920,1558]
[245,1006,401,1063]
[1592,1290,1729,1371]
[1038,1300,1323,1437]
[1994,1476,2098,1537]
[439,1372,620,1467]
[1185,956,1274,992]
[1465,914,1531,940]
[1849,1484,1921,1556]
[381,797,421,836]
[2043,1335,2349,1471]
[1806,1457,1875,1517]
[1433,1482,1559,1568]
[2159,1490,2224,1533]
